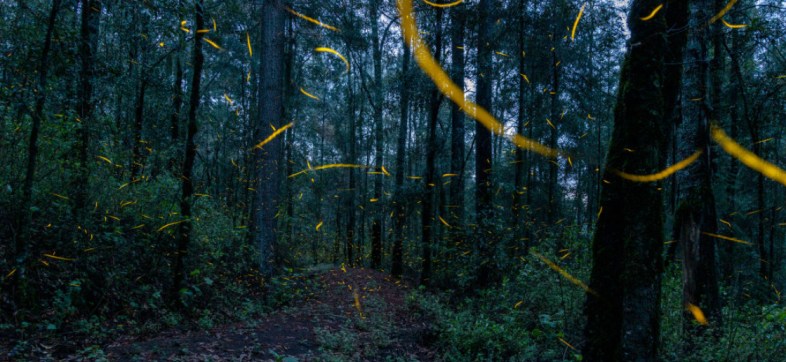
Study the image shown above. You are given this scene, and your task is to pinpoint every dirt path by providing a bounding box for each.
[105,268,435,361]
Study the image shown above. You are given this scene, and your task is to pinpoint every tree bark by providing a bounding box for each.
[420,8,444,286]
[74,0,101,215]
[172,0,205,302]
[583,1,677,360]
[676,0,722,333]
[448,5,466,261]
[392,42,411,278]
[474,0,496,286]
[370,0,384,269]
[18,0,62,280]
[252,0,286,278]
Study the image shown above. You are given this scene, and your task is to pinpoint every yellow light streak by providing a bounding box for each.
[438,216,451,228]
[686,303,708,325]
[702,232,752,245]
[531,250,597,296]
[315,47,350,73]
[252,122,294,150]
[711,125,786,187]
[289,164,371,178]
[709,0,738,24]
[246,32,253,57]
[397,0,559,159]
[299,87,320,100]
[721,18,747,29]
[43,253,76,261]
[157,220,186,232]
[202,38,222,50]
[640,4,663,21]
[613,150,702,182]
[571,3,586,41]
[97,155,112,164]
[316,220,324,231]
[284,6,340,32]
[421,0,464,8]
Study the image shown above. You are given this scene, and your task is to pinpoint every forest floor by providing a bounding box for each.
[103,268,436,361]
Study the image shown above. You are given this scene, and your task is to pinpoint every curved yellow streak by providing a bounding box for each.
[397,0,559,158]
[571,3,586,41]
[710,0,738,24]
[252,122,294,150]
[421,0,464,8]
[299,87,320,100]
[614,150,702,182]
[711,125,786,187]
[315,47,350,74]
[284,6,340,32]
[721,18,747,29]
[640,4,663,21]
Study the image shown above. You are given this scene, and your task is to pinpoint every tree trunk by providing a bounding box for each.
[474,0,496,286]
[172,0,205,303]
[448,5,466,262]
[583,1,677,360]
[74,0,100,215]
[420,8,444,286]
[370,0,384,269]
[677,0,722,333]
[252,0,286,278]
[392,43,411,278]
[17,0,62,293]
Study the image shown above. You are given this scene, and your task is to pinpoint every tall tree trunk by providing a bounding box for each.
[74,0,101,216]
[253,0,286,278]
[172,0,205,302]
[17,0,62,295]
[420,8,444,286]
[392,43,411,278]
[677,0,722,333]
[448,5,466,261]
[547,36,560,227]
[370,0,384,269]
[583,1,676,360]
[512,0,527,246]
[474,0,496,286]
[345,53,357,267]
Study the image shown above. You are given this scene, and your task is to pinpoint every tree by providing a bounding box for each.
[474,0,496,287]
[583,1,679,359]
[17,0,62,303]
[370,0,384,269]
[392,39,411,279]
[420,8,444,286]
[676,0,722,332]
[172,0,205,301]
[74,0,101,215]
[253,0,286,278]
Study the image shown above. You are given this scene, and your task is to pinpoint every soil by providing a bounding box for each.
[103,268,437,361]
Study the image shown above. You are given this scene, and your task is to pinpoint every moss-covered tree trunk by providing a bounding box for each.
[583,1,678,359]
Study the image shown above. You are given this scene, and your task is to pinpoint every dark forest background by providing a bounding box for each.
[1,0,786,360]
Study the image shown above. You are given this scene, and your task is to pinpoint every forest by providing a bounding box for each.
[1,0,786,360]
